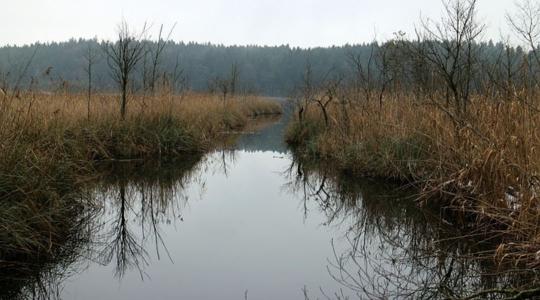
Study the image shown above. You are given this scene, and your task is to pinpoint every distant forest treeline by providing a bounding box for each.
[0,38,531,96]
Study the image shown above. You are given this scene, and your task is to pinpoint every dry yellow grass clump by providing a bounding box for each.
[287,92,540,266]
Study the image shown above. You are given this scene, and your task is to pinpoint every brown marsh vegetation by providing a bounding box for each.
[287,158,540,299]
[0,17,283,299]
[0,90,280,296]
[0,155,207,299]
[5,0,540,298]
[286,0,540,291]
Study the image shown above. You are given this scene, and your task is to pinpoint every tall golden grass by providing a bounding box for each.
[0,91,282,157]
[0,90,281,270]
[286,92,540,267]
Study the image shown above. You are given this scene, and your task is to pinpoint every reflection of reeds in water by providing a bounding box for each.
[0,196,99,300]
[81,150,236,282]
[89,156,205,279]
[0,89,280,298]
[287,156,540,299]
[0,153,215,299]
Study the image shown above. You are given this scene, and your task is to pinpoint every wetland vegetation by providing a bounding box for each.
[3,0,540,299]
[0,88,281,300]
[286,2,540,298]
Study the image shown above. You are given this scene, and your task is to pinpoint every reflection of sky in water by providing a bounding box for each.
[62,150,356,300]
[59,104,369,299]
[50,103,531,300]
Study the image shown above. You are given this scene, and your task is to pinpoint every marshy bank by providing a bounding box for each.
[293,78,540,289]
[0,91,281,299]
[282,1,540,294]
[288,157,540,299]
[2,101,539,300]
[286,85,540,297]
[285,55,540,300]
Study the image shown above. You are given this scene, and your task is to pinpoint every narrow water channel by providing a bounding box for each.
[60,104,364,299]
[10,101,535,299]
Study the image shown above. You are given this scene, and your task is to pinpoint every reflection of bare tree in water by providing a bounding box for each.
[287,157,540,299]
[100,182,149,279]
[220,149,236,176]
[286,157,374,226]
[95,158,204,279]
[139,177,174,262]
[1,152,236,298]
[93,152,239,280]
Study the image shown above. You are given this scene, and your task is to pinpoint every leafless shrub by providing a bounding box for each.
[103,20,148,119]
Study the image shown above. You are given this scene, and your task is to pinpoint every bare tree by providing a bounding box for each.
[148,24,176,94]
[171,54,188,94]
[346,42,377,104]
[297,59,342,128]
[229,62,240,96]
[212,63,241,102]
[217,77,230,102]
[375,42,397,112]
[507,0,540,78]
[414,0,485,116]
[159,53,187,97]
[0,69,6,102]
[10,46,39,101]
[103,20,148,119]
[482,38,525,103]
[297,60,315,123]
[83,42,100,120]
[313,76,343,128]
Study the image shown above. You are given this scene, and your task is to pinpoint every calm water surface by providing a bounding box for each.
[16,102,532,300]
[61,107,363,299]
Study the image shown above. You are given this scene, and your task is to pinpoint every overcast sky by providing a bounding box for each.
[1,0,516,47]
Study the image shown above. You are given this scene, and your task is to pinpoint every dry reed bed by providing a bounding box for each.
[286,94,540,267]
[0,92,282,157]
[0,91,281,268]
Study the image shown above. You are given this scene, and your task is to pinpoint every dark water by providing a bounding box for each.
[4,101,538,299]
